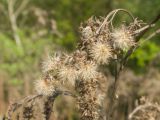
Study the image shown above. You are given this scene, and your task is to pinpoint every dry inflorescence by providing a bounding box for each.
[5,9,160,120]
[34,9,142,120]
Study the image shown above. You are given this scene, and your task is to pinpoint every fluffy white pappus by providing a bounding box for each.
[58,66,78,86]
[35,79,55,96]
[90,42,112,64]
[79,62,98,80]
[112,27,135,50]
[42,55,61,73]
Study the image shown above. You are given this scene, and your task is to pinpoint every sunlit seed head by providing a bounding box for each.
[58,65,78,86]
[79,62,98,80]
[34,79,55,96]
[42,54,61,73]
[90,42,112,64]
[112,26,135,50]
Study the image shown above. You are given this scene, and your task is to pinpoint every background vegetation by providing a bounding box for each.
[0,0,160,119]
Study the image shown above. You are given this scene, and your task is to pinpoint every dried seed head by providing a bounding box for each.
[34,79,55,96]
[42,54,61,73]
[58,65,78,86]
[112,26,135,50]
[90,42,112,64]
[79,62,98,80]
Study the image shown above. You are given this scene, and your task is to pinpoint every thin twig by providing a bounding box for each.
[133,24,155,35]
[146,28,160,40]
[136,12,160,41]
[15,0,29,17]
[107,58,118,120]
[7,0,22,47]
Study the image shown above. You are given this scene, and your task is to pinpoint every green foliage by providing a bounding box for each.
[129,40,160,73]
[0,32,54,81]
[8,78,23,86]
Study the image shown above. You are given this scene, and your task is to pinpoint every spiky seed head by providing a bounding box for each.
[79,62,98,80]
[58,65,78,86]
[42,56,53,73]
[42,54,61,73]
[90,42,112,64]
[34,79,55,96]
[112,26,135,50]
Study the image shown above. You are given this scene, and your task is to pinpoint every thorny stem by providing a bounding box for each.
[106,11,160,120]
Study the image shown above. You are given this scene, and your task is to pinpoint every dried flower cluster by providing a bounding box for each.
[33,9,148,120]
[5,9,160,120]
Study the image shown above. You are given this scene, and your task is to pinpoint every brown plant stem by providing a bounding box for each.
[43,90,76,120]
[43,92,59,120]
[106,59,118,120]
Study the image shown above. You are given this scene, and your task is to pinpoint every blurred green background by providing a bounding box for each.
[0,0,160,119]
